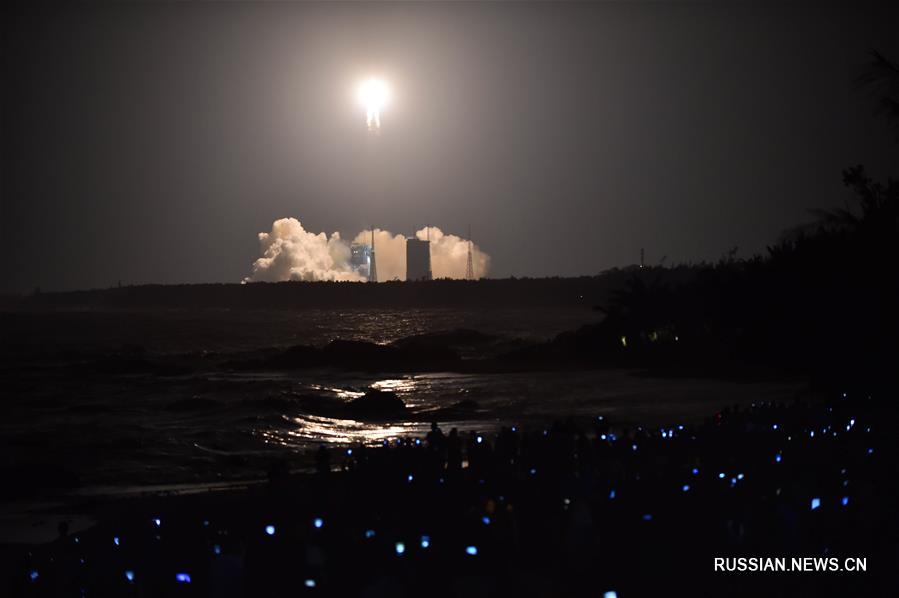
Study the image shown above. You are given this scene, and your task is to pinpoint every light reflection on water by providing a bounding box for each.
[252,370,804,452]
[308,384,365,401]
[371,378,417,393]
[259,376,483,448]
[311,377,434,409]
[259,413,486,450]
[287,414,421,445]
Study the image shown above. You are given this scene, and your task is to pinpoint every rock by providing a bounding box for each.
[347,389,406,417]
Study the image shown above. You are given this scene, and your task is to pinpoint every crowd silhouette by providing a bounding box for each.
[12,390,894,597]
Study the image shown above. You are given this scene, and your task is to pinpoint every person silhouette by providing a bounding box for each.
[447,428,462,473]
[426,422,445,451]
[315,445,331,476]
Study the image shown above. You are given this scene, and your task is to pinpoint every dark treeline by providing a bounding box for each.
[3,270,697,311]
[548,166,898,388]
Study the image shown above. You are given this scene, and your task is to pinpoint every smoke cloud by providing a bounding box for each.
[245,219,490,283]
[415,227,491,280]
[244,218,364,283]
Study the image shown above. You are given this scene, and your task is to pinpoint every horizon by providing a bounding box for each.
[4,259,750,297]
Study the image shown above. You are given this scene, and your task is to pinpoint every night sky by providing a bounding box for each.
[2,1,896,292]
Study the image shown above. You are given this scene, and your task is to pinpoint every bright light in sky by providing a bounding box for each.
[358,78,389,131]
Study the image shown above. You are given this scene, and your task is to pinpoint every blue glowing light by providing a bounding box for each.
[810,431,815,438]
[529,468,537,476]
[867,448,874,455]
[737,473,745,481]
[718,472,725,479]
[682,484,690,492]
[609,489,616,500]
[511,426,517,432]
[692,468,699,475]
[775,453,782,463]
[29,570,39,582]
[631,444,638,451]
[600,434,607,441]
[841,496,849,506]
[603,592,618,598]
[346,448,353,455]
[465,546,478,556]
[772,424,778,430]
[113,536,120,546]
[365,529,376,539]
[213,544,221,555]
[407,474,413,482]
[811,498,821,510]
[642,514,653,521]
[305,579,316,588]
[421,535,430,548]
[175,573,191,584]
[265,525,276,536]
[153,518,161,527]
[415,438,421,446]
[395,542,405,555]
[476,436,483,444]
[313,518,324,529]
[125,570,135,582]
[203,520,210,527]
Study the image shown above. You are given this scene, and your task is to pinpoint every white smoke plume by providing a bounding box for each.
[244,218,365,283]
[415,227,491,280]
[245,219,491,283]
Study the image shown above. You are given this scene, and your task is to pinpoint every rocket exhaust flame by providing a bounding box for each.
[358,78,389,131]
[366,109,380,131]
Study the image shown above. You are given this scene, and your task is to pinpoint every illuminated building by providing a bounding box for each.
[406,238,432,281]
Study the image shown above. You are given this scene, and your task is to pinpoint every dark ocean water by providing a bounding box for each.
[0,307,594,355]
[1,308,801,492]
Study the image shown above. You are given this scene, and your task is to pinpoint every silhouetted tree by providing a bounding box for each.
[784,165,898,242]
[856,50,899,141]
